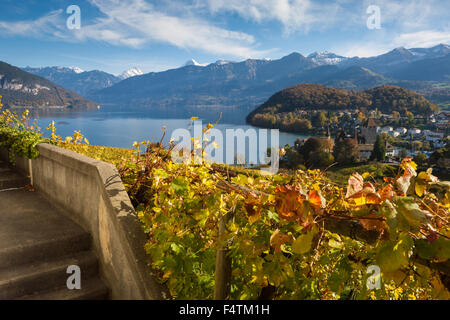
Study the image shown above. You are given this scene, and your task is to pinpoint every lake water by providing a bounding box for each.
[32,108,307,148]
[30,107,308,152]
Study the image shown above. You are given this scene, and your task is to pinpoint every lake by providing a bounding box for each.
[30,106,310,165]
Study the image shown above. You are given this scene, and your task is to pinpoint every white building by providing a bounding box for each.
[389,131,400,138]
[386,146,400,158]
[378,126,393,134]
[395,127,407,135]
[408,128,421,136]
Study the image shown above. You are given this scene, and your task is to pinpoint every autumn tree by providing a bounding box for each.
[333,138,359,165]
[370,134,386,161]
[312,111,327,128]
[298,137,334,168]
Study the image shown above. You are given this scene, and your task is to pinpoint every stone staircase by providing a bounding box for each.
[0,160,109,300]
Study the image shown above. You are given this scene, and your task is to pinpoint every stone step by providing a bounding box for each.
[0,162,109,300]
[0,189,92,270]
[0,166,29,190]
[20,277,109,300]
[0,251,99,299]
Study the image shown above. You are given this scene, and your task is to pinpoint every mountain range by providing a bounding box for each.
[6,43,450,111]
[22,66,143,97]
[87,44,450,110]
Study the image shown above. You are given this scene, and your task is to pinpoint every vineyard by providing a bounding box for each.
[1,99,449,300]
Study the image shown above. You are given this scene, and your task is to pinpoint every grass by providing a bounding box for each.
[59,143,135,167]
[325,162,398,185]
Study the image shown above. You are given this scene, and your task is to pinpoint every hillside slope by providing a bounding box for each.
[23,66,120,97]
[0,62,98,109]
[246,84,439,127]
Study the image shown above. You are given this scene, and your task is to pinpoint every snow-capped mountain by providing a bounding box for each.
[214,60,231,65]
[90,43,450,109]
[183,59,208,67]
[68,66,84,74]
[307,51,348,66]
[119,67,144,80]
[408,43,450,59]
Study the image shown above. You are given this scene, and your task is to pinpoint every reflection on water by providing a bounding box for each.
[29,106,310,154]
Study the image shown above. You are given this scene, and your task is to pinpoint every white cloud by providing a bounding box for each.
[392,30,450,48]
[0,10,65,36]
[204,0,344,33]
[0,0,448,60]
[0,0,271,59]
[335,29,450,58]
[78,0,262,57]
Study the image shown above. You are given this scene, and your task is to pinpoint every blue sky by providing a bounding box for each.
[0,0,449,75]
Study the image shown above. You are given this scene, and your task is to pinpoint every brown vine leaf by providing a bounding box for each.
[378,184,395,201]
[274,185,305,221]
[308,190,325,209]
[347,182,381,205]
[244,194,262,224]
[24,184,35,192]
[346,173,364,198]
[270,229,293,253]
[359,213,386,236]
[396,158,417,194]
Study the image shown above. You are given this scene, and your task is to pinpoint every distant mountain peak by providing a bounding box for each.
[184,59,207,67]
[431,43,450,52]
[214,60,231,65]
[68,66,84,74]
[307,51,347,65]
[285,52,303,58]
[119,67,144,80]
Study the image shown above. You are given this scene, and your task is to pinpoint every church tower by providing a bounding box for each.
[361,118,378,145]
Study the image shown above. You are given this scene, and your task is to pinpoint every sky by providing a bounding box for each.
[0,0,449,75]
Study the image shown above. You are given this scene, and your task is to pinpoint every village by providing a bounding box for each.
[280,109,449,174]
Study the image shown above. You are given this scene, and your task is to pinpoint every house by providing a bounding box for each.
[424,130,444,142]
[385,144,398,158]
[395,127,407,135]
[389,131,400,138]
[408,128,421,136]
[358,144,373,161]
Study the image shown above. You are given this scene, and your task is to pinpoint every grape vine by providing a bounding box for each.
[1,104,449,300]
[119,124,450,300]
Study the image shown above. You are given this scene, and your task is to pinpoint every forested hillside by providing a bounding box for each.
[247,84,439,131]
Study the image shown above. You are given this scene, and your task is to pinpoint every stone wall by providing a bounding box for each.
[0,143,168,300]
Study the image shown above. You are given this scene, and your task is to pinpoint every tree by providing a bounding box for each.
[392,111,400,119]
[406,111,415,125]
[357,112,366,123]
[333,138,359,165]
[412,141,423,151]
[413,152,428,168]
[313,111,327,128]
[298,137,333,167]
[370,134,386,161]
[282,145,304,169]
[399,148,408,159]
[309,150,335,169]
